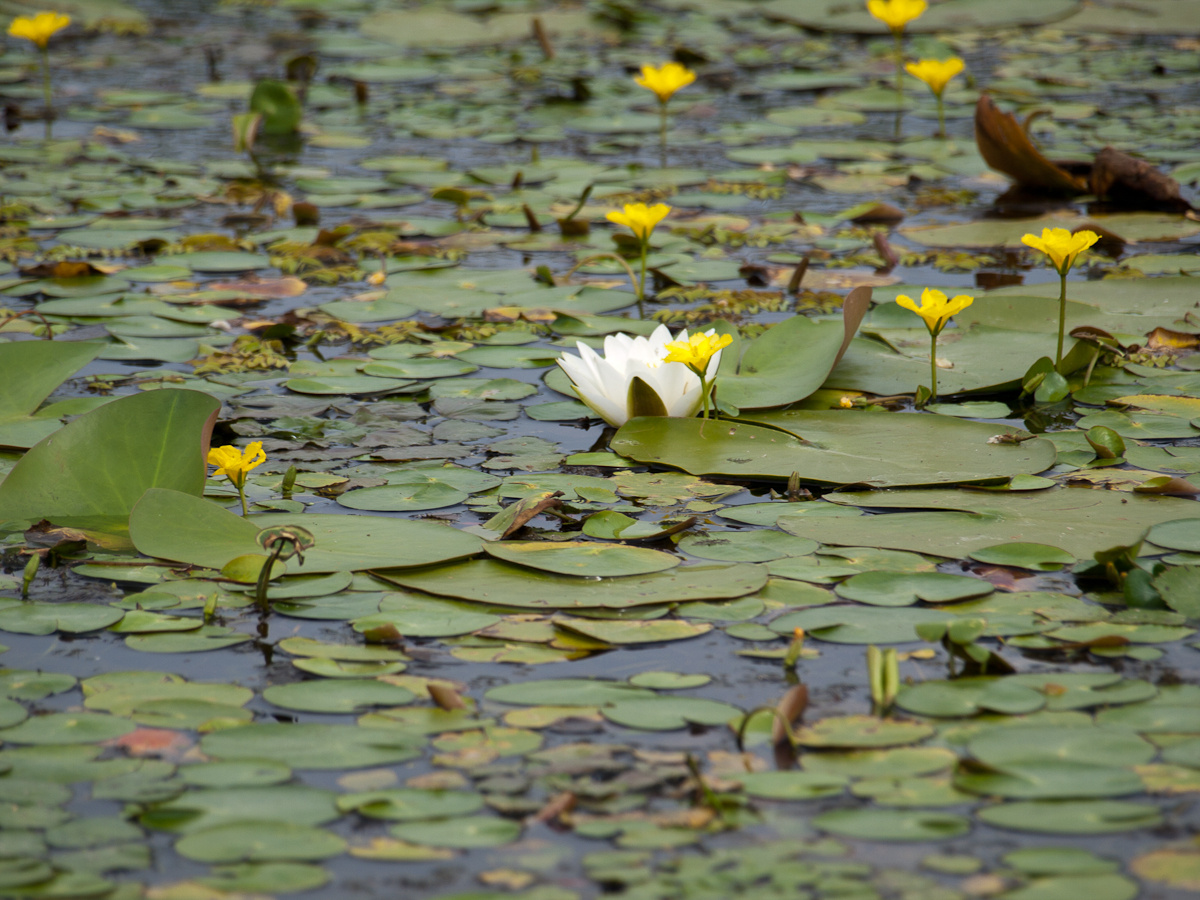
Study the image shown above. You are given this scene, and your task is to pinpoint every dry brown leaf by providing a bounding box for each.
[974,94,1089,195]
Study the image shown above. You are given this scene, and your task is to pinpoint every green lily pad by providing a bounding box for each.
[835,571,993,607]
[175,822,346,862]
[779,487,1200,559]
[124,625,253,654]
[380,559,765,609]
[168,251,272,272]
[338,789,484,821]
[483,541,679,577]
[198,862,330,894]
[0,601,124,635]
[677,530,818,562]
[771,606,955,644]
[628,671,711,689]
[0,712,134,745]
[337,482,468,512]
[0,390,219,529]
[485,678,655,708]
[612,412,1055,487]
[896,677,1047,717]
[263,679,415,714]
[388,815,520,848]
[0,341,102,450]
[200,724,423,770]
[813,808,970,841]
[977,800,1162,834]
[969,543,1076,570]
[130,489,483,573]
[794,715,935,748]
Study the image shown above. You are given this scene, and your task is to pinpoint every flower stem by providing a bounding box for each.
[936,94,945,139]
[236,484,249,517]
[562,253,643,315]
[1056,272,1067,366]
[697,371,712,437]
[638,240,648,304]
[40,47,52,141]
[893,32,904,102]
[929,332,938,402]
[658,101,668,169]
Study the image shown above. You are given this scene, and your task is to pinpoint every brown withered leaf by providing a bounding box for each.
[850,203,905,225]
[483,306,556,324]
[772,684,809,747]
[1092,146,1194,214]
[428,683,467,710]
[974,95,1089,196]
[1146,327,1200,352]
[526,791,576,825]
[1134,476,1200,496]
[24,520,90,550]
[20,261,106,278]
[206,276,308,298]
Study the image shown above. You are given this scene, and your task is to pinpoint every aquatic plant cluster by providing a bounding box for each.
[0,0,1199,898]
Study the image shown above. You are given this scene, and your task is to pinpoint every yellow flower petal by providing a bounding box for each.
[605,202,672,243]
[8,11,70,48]
[895,287,974,335]
[1021,227,1100,275]
[633,61,696,104]
[207,442,266,489]
[663,332,732,371]
[866,0,927,33]
[904,57,964,97]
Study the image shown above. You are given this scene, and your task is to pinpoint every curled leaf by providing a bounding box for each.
[974,95,1088,195]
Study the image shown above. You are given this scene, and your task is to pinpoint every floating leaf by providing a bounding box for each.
[780,487,1200,559]
[977,800,1162,834]
[0,390,219,530]
[483,541,679,577]
[380,560,766,609]
[813,808,970,841]
[612,413,1055,487]
[0,341,102,450]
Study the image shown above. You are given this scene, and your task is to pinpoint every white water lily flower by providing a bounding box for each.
[556,324,726,427]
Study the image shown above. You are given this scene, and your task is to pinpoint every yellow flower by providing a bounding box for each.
[8,11,70,49]
[606,202,671,243]
[1021,227,1100,275]
[663,331,733,372]
[634,62,696,104]
[905,57,964,97]
[866,0,926,33]
[207,442,266,489]
[895,287,974,335]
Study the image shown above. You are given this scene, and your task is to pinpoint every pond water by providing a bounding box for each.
[1,0,1200,898]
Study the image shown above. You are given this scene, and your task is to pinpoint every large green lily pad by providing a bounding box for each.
[379,559,767,609]
[0,341,102,450]
[778,487,1200,558]
[611,412,1054,487]
[483,541,680,577]
[129,489,482,573]
[0,390,219,529]
[827,326,1078,397]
